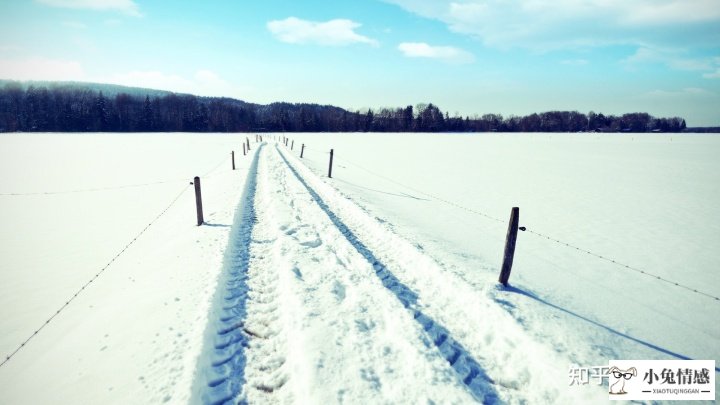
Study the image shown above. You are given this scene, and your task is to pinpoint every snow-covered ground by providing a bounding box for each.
[0,133,718,404]
[283,132,720,398]
[0,133,257,404]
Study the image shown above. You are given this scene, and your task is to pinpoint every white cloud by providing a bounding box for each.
[0,57,251,98]
[618,0,720,25]
[61,21,87,29]
[645,87,714,98]
[0,57,86,81]
[397,42,474,63]
[702,56,720,78]
[35,0,142,17]
[267,17,378,46]
[703,69,720,79]
[623,47,719,77]
[0,45,22,53]
[561,59,589,66]
[103,69,241,97]
[103,71,194,92]
[384,0,720,50]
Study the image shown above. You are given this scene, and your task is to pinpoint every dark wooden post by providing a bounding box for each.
[328,149,334,178]
[301,144,305,158]
[243,143,246,156]
[291,140,294,150]
[499,207,519,286]
[246,137,250,151]
[231,151,235,170]
[193,176,204,226]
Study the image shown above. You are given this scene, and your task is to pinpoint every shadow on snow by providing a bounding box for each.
[499,285,720,374]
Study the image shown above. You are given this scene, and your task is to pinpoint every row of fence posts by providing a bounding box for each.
[198,135,524,287]
[286,137,524,286]
[193,135,263,226]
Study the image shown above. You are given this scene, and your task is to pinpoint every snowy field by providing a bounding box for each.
[0,132,718,404]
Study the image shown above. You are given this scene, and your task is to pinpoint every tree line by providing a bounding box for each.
[0,81,688,133]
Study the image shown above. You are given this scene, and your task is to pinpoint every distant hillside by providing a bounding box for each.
[0,80,176,99]
[0,80,693,133]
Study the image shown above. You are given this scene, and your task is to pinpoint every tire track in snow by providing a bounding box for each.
[277,146,608,404]
[240,145,293,403]
[275,146,499,404]
[243,146,476,403]
[193,145,263,405]
[197,143,504,404]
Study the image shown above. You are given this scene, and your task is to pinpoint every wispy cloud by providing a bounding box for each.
[384,0,720,50]
[267,17,378,46]
[35,0,142,17]
[561,59,589,66]
[623,47,720,78]
[704,57,720,79]
[0,57,251,99]
[61,20,87,29]
[397,42,474,63]
[104,70,224,95]
[0,57,86,81]
[644,87,714,98]
[0,45,22,53]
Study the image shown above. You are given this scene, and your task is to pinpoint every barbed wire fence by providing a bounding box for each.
[0,151,245,369]
[282,138,720,303]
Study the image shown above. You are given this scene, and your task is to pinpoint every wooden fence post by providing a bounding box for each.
[301,144,305,158]
[498,207,519,286]
[243,143,246,156]
[231,151,235,170]
[246,137,250,151]
[291,140,294,150]
[193,176,204,226]
[328,149,334,178]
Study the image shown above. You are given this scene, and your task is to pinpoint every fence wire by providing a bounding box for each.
[0,152,241,369]
[0,183,191,369]
[0,154,233,196]
[287,140,720,303]
[0,179,188,196]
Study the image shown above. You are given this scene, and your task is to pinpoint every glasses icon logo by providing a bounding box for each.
[612,371,634,380]
[608,366,637,395]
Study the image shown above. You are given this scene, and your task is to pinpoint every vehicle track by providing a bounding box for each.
[276,145,608,403]
[198,144,510,403]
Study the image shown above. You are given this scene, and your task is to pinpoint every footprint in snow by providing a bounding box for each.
[300,238,322,248]
[331,281,346,302]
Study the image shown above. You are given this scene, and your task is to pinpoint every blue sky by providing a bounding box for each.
[1,0,719,126]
